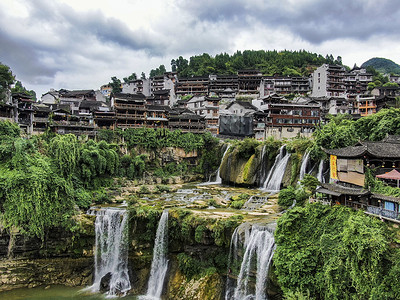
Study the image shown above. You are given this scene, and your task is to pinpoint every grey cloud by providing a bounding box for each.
[22,0,162,53]
[0,30,60,85]
[178,0,400,44]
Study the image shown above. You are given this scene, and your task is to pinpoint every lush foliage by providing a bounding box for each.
[11,81,37,101]
[274,203,400,299]
[361,57,400,75]
[123,127,205,152]
[314,109,400,149]
[0,62,14,101]
[170,50,340,77]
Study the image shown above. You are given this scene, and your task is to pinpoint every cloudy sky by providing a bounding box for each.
[1,0,399,98]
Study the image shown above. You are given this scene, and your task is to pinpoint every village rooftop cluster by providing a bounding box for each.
[0,64,399,140]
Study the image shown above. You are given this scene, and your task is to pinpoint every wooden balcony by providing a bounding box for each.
[114,103,147,110]
[116,113,146,120]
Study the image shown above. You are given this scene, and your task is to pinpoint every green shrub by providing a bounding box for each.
[75,188,92,209]
[156,184,170,193]
[138,185,151,194]
[230,200,245,209]
[278,186,296,209]
[177,253,201,279]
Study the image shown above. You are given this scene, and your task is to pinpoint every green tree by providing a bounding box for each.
[150,65,166,77]
[383,82,399,88]
[109,76,122,93]
[0,63,14,101]
[123,72,137,83]
[11,81,37,101]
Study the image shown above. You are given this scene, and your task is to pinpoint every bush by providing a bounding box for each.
[230,200,245,209]
[75,188,92,209]
[138,185,151,194]
[236,138,260,159]
[278,186,296,209]
[156,184,170,193]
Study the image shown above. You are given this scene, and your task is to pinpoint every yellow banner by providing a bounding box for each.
[330,155,338,180]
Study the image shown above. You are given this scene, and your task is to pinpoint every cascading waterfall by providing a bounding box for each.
[261,146,285,189]
[225,224,275,300]
[88,207,131,296]
[142,210,169,300]
[258,145,268,186]
[263,148,291,192]
[299,151,310,181]
[317,159,325,183]
[203,144,231,185]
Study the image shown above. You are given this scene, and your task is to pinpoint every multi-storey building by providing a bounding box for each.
[146,105,170,129]
[355,95,376,116]
[265,102,321,138]
[209,75,239,95]
[175,77,209,96]
[112,93,147,128]
[311,64,346,98]
[50,104,96,136]
[344,67,372,99]
[186,96,220,134]
[238,70,262,94]
[122,79,151,96]
[32,103,50,133]
[168,108,206,133]
[12,92,34,134]
[261,76,311,96]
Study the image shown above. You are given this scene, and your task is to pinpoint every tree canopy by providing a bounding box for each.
[0,63,14,101]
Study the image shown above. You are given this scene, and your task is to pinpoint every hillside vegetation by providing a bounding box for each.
[361,57,400,75]
[150,50,343,78]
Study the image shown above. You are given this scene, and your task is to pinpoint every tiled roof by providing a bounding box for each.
[320,183,370,196]
[324,138,400,158]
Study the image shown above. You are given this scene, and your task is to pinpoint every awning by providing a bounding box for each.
[316,187,341,197]
[376,169,400,180]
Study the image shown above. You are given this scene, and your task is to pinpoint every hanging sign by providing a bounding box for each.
[330,155,338,180]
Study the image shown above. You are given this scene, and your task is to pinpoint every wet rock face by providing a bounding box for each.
[0,258,93,292]
[99,272,112,293]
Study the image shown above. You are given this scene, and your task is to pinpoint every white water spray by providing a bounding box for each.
[226,224,275,300]
[299,151,310,181]
[142,210,169,300]
[88,207,131,296]
[317,159,325,183]
[202,145,231,185]
[261,146,285,189]
[263,148,291,192]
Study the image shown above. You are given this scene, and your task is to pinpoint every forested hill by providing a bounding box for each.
[361,57,400,75]
[150,50,343,78]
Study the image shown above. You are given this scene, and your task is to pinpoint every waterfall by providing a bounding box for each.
[225,224,275,300]
[88,207,131,296]
[263,147,291,192]
[317,159,325,183]
[258,145,268,186]
[143,210,169,300]
[261,146,285,189]
[299,151,310,181]
[202,144,230,185]
[225,223,252,300]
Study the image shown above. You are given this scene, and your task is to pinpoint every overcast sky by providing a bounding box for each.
[1,0,399,98]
